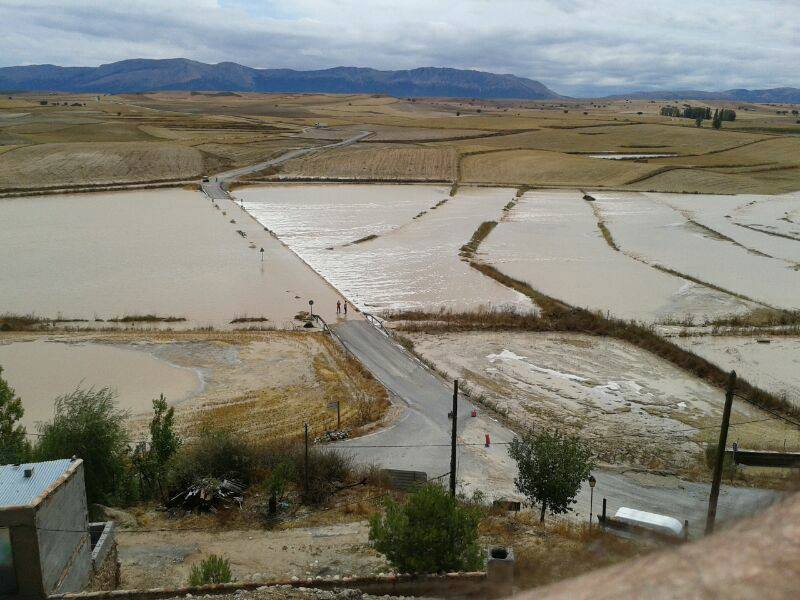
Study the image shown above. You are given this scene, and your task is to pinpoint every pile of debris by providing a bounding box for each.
[167,478,245,512]
[315,430,350,444]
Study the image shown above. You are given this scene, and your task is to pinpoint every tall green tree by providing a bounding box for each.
[0,366,29,464]
[369,484,485,573]
[133,395,181,500]
[508,429,594,523]
[36,387,133,505]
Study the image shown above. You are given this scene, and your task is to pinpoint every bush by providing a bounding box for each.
[369,483,485,573]
[0,366,30,464]
[35,387,133,505]
[167,428,252,493]
[188,554,232,586]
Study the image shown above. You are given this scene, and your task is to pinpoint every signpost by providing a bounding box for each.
[328,401,341,429]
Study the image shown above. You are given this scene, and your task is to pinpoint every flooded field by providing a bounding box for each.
[674,336,800,408]
[240,185,530,313]
[407,331,800,467]
[0,331,387,439]
[592,191,800,309]
[481,190,751,322]
[588,153,678,160]
[0,338,201,430]
[0,189,342,326]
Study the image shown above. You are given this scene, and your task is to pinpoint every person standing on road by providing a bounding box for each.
[337,300,341,315]
[344,301,348,316]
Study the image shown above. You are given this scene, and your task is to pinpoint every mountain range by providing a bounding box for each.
[0,58,797,103]
[0,58,561,100]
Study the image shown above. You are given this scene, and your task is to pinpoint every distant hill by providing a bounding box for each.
[603,87,800,104]
[0,58,563,100]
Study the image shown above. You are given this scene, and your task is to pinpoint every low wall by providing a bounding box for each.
[50,572,490,600]
[87,522,119,592]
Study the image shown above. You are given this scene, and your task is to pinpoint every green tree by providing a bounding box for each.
[712,109,722,129]
[508,429,594,523]
[36,387,133,505]
[133,395,181,500]
[0,366,29,464]
[369,483,485,573]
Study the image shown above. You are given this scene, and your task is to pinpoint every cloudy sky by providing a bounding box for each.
[1,0,797,96]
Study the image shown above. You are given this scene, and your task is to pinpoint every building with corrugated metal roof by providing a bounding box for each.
[0,459,118,598]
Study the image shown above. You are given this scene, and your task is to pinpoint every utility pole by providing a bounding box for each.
[706,370,736,535]
[304,422,310,499]
[450,379,458,497]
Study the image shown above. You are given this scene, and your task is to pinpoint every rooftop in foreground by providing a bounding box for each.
[0,458,76,508]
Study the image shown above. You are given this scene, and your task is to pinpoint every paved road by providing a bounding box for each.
[202,130,372,200]
[332,320,779,536]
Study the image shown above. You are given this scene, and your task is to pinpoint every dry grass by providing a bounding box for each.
[0,141,213,189]
[460,148,661,187]
[277,145,456,181]
[459,220,497,258]
[190,336,390,442]
[479,511,646,591]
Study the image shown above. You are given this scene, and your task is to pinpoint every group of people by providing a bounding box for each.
[336,299,348,316]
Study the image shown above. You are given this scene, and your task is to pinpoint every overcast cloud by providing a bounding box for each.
[0,0,797,96]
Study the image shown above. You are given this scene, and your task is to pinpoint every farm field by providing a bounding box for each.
[591,191,800,309]
[480,189,753,322]
[0,189,343,327]
[0,331,389,441]
[239,185,530,313]
[672,336,800,408]
[404,331,800,469]
[2,91,799,194]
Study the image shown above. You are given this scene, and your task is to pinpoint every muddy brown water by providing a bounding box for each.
[0,339,202,430]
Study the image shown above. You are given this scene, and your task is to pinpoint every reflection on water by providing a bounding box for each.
[240,185,531,313]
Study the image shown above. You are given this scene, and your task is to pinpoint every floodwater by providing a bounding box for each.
[0,339,202,430]
[593,191,800,310]
[648,192,800,264]
[240,185,530,313]
[481,190,752,322]
[0,189,342,326]
[674,336,800,408]
[588,153,678,160]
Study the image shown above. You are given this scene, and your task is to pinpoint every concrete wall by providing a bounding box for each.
[0,506,43,599]
[34,464,91,596]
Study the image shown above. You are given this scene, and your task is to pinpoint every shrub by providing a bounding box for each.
[369,483,485,573]
[167,427,252,493]
[0,366,30,464]
[36,387,134,505]
[188,554,232,586]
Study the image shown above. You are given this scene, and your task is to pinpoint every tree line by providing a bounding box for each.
[660,105,736,123]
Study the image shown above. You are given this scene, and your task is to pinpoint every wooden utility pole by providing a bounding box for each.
[304,422,310,499]
[706,370,737,535]
[450,379,458,496]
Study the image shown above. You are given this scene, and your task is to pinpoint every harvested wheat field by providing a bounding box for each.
[460,148,661,187]
[277,144,456,181]
[0,331,390,441]
[0,141,213,189]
